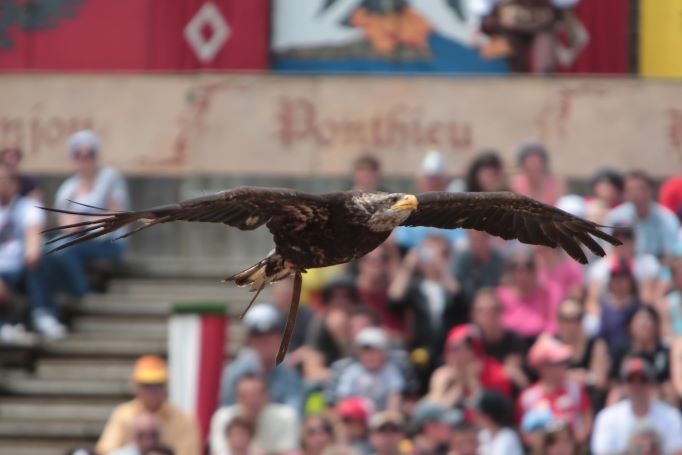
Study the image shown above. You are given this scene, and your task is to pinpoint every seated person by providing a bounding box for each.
[355,245,405,338]
[295,415,334,455]
[585,227,659,317]
[219,416,255,455]
[0,163,65,339]
[584,168,624,225]
[0,148,41,200]
[210,374,299,455]
[109,412,161,455]
[534,245,584,301]
[333,327,405,412]
[367,411,406,455]
[324,310,418,406]
[470,288,529,389]
[495,249,562,341]
[511,142,565,205]
[428,324,512,411]
[50,130,130,298]
[607,170,680,259]
[517,336,592,447]
[388,235,468,372]
[608,306,675,405]
[303,276,363,377]
[474,390,523,455]
[592,357,682,455]
[96,356,200,455]
[451,229,505,305]
[219,303,303,412]
[410,400,459,455]
[449,420,478,455]
[554,299,610,405]
[335,396,372,455]
[594,261,642,355]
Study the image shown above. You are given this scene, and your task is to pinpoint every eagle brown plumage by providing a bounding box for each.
[41,187,621,363]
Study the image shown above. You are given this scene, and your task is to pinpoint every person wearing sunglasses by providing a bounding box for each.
[585,225,659,335]
[591,357,682,455]
[50,129,130,298]
[495,249,562,343]
[296,415,334,455]
[554,299,610,408]
[607,170,680,260]
[108,412,161,455]
[368,411,406,455]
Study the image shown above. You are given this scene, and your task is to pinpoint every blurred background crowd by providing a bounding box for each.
[1,0,682,454]
[3,132,682,455]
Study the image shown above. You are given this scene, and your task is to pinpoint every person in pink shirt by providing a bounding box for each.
[535,246,584,301]
[495,250,563,341]
[511,141,566,206]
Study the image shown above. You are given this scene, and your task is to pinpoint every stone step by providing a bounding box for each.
[122,255,261,280]
[0,374,132,397]
[35,358,136,381]
[40,335,166,358]
[71,315,168,337]
[0,438,94,455]
[0,419,104,439]
[76,297,172,317]
[76,293,247,318]
[108,278,246,298]
[0,399,114,421]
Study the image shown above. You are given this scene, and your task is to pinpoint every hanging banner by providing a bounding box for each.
[271,0,509,74]
[0,0,269,70]
[0,74,680,178]
[639,0,682,78]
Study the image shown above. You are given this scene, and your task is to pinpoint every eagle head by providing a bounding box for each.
[363,193,419,232]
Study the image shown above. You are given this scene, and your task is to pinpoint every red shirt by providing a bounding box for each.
[517,380,591,433]
[480,356,513,397]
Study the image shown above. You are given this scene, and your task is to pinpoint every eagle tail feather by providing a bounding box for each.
[43,211,146,254]
[223,253,294,317]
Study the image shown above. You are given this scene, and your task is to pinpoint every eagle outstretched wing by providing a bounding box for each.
[41,186,329,253]
[401,191,621,264]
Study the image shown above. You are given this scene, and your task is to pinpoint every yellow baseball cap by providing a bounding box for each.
[132,355,168,384]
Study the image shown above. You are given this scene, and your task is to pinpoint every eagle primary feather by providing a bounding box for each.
[41,186,622,363]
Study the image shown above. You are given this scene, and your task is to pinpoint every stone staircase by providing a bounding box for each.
[0,277,260,455]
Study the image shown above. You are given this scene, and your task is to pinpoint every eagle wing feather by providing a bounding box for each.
[41,186,329,253]
[401,191,621,264]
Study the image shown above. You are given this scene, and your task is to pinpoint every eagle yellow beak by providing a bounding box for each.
[391,194,419,212]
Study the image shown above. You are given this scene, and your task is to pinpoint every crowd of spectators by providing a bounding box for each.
[198,144,682,455]
[6,131,682,455]
[0,129,129,344]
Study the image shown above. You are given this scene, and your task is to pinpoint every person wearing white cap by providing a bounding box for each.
[334,327,405,413]
[218,303,304,413]
[50,130,129,297]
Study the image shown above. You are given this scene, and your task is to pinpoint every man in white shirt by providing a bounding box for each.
[210,374,299,455]
[607,171,680,259]
[591,357,682,455]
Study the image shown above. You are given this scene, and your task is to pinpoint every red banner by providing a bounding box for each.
[0,0,269,70]
[561,0,630,74]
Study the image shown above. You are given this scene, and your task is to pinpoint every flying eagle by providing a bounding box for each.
[43,187,620,363]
